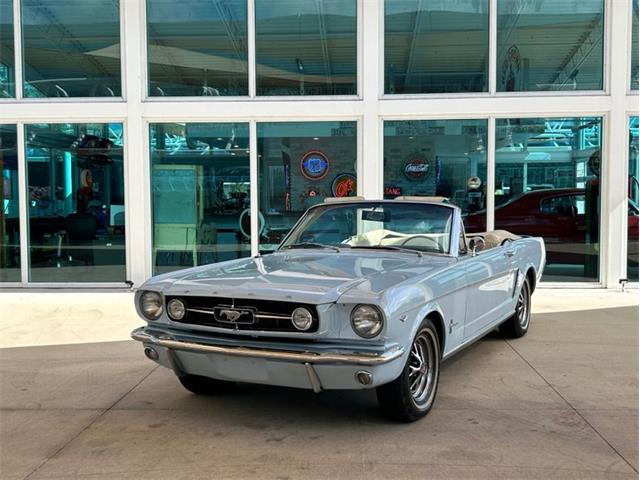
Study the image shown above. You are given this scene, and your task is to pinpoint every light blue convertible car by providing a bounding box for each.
[132,198,545,421]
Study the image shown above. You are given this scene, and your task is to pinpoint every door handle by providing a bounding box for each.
[504,251,515,258]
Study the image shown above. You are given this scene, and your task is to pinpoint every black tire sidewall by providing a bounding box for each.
[514,278,531,335]
[377,318,441,421]
[402,319,441,413]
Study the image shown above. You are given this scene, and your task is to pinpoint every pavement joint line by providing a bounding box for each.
[19,460,639,479]
[21,365,159,480]
[504,338,638,474]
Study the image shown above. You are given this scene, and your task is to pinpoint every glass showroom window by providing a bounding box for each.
[150,123,250,274]
[497,0,604,92]
[383,119,487,231]
[628,116,639,281]
[25,123,126,282]
[147,0,248,97]
[494,117,602,282]
[384,0,489,94]
[258,121,357,252]
[0,125,19,282]
[0,0,15,98]
[255,0,357,96]
[632,0,639,91]
[21,0,121,97]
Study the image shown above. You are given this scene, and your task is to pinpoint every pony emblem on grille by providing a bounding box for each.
[219,309,242,322]
[213,306,256,324]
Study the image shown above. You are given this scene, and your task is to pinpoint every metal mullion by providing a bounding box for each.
[599,112,610,286]
[13,0,23,99]
[16,122,28,284]
[486,117,495,231]
[247,0,256,98]
[377,0,385,98]
[356,0,363,98]
[488,0,497,95]
[622,113,633,280]
[356,117,363,196]
[249,120,258,256]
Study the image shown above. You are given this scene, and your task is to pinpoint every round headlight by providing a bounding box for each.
[291,307,314,331]
[140,291,163,321]
[351,304,384,338]
[167,299,186,320]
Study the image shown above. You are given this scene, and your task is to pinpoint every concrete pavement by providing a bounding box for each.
[0,290,637,479]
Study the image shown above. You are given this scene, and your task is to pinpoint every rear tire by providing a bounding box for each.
[178,374,233,395]
[376,318,441,422]
[500,277,531,339]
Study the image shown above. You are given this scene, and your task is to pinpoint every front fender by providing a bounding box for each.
[384,300,446,365]
[411,302,446,353]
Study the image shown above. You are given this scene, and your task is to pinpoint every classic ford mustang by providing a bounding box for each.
[132,197,545,421]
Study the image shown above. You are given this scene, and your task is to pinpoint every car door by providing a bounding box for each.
[537,194,584,266]
[462,236,517,340]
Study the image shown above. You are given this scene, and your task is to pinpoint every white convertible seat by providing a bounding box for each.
[482,230,521,249]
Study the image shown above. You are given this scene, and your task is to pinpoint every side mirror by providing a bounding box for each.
[469,236,485,257]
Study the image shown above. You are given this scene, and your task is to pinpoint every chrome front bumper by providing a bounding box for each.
[131,326,406,392]
[131,327,404,366]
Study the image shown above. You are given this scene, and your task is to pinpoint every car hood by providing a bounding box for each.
[143,250,454,304]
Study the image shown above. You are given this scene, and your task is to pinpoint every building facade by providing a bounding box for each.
[0,0,638,288]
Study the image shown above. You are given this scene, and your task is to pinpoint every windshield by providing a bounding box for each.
[280,202,453,254]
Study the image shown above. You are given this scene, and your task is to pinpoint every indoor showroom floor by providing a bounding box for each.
[0,289,638,480]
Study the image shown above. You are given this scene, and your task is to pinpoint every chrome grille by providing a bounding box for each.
[165,296,319,333]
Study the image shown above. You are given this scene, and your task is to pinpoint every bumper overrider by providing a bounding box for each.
[131,326,406,392]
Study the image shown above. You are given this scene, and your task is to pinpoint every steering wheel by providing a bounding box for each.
[397,235,442,251]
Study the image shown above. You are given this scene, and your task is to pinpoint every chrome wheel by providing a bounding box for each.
[516,281,530,329]
[407,329,438,406]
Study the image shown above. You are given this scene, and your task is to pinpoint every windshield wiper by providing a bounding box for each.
[282,243,341,252]
[347,245,423,257]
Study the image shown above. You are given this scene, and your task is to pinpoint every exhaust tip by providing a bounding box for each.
[355,370,373,385]
[144,347,159,361]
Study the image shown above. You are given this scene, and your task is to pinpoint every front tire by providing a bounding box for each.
[376,318,441,422]
[178,374,234,395]
[500,277,531,339]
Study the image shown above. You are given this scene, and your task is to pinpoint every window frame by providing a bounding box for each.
[379,0,610,99]
[17,0,126,102]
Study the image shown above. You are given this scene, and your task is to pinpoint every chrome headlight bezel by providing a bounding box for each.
[139,290,163,321]
[291,307,314,331]
[350,304,384,338]
[167,298,186,321]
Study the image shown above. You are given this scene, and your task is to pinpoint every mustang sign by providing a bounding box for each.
[132,197,545,421]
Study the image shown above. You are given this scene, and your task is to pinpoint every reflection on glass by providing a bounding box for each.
[383,119,487,231]
[26,123,126,282]
[1,125,19,281]
[147,0,248,97]
[628,116,639,281]
[0,0,15,98]
[22,0,121,97]
[258,121,357,252]
[255,0,357,96]
[150,123,250,274]
[384,0,489,94]
[281,202,454,254]
[482,117,603,282]
[632,0,639,91]
[497,0,604,91]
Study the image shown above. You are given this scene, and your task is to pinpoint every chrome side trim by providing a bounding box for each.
[131,327,404,366]
[442,310,514,361]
